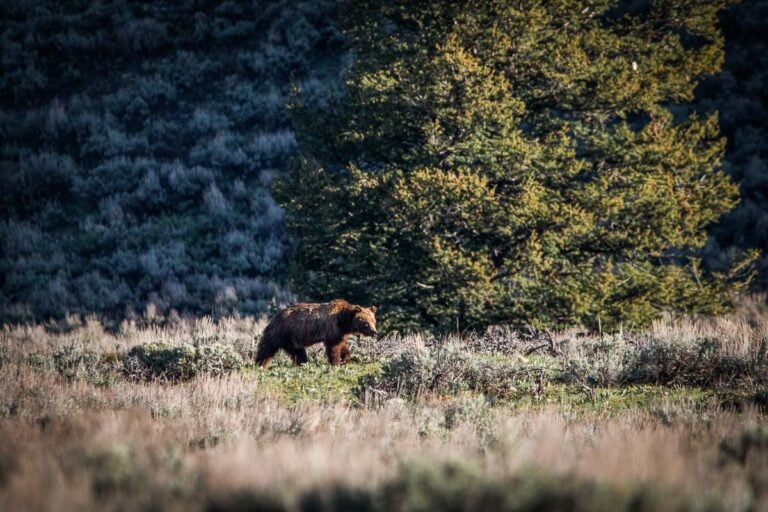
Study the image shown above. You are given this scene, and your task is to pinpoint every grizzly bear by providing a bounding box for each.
[255,299,378,368]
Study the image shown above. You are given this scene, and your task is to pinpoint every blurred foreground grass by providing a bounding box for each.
[2,306,768,511]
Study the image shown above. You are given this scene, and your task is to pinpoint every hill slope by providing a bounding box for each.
[0,0,344,322]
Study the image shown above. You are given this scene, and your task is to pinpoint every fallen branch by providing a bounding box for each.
[524,343,550,356]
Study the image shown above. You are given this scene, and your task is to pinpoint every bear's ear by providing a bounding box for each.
[369,306,377,314]
[354,305,363,312]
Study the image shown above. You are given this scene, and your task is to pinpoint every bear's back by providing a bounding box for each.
[265,300,350,344]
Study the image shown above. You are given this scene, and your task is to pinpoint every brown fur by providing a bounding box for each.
[255,299,378,368]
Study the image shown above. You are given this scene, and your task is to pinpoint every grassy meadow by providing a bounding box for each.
[2,302,768,511]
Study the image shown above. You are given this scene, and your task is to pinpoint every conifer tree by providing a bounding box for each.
[279,0,754,331]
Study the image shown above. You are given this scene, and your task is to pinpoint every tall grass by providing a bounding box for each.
[1,302,768,510]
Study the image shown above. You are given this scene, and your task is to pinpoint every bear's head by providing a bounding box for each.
[351,305,378,337]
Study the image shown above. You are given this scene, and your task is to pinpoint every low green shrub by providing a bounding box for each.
[192,333,260,363]
[195,344,245,375]
[754,387,768,410]
[441,395,495,432]
[559,336,768,390]
[357,343,550,400]
[560,337,628,388]
[124,343,197,381]
[26,353,51,371]
[620,337,765,388]
[53,343,99,380]
[52,343,122,385]
[359,333,767,404]
[124,343,243,381]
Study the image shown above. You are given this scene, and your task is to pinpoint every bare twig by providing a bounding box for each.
[578,380,596,402]
[544,329,563,356]
[524,343,550,356]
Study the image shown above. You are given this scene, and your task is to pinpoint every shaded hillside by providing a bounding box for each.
[700,0,768,290]
[0,0,344,322]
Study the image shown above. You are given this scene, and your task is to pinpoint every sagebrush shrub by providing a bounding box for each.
[358,343,548,400]
[719,425,768,502]
[124,343,196,381]
[560,336,628,387]
[196,344,246,376]
[619,337,764,387]
[53,343,99,381]
[52,343,122,385]
[123,342,243,381]
[0,345,9,369]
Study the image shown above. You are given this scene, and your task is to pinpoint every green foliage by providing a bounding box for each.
[53,343,100,381]
[52,343,122,385]
[195,344,247,376]
[281,0,752,332]
[358,343,551,400]
[124,343,196,381]
[562,336,768,389]
[560,337,629,388]
[254,357,380,404]
[517,384,717,416]
[357,333,767,404]
[124,342,243,381]
[618,337,756,387]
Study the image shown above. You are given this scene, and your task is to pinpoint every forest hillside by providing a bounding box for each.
[1,0,343,322]
[1,0,766,326]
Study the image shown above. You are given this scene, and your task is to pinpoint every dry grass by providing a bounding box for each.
[0,366,762,511]
[1,300,768,511]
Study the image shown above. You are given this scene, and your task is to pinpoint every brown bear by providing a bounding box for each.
[255,299,378,368]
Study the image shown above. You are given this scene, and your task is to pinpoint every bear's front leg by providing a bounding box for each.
[339,340,352,364]
[255,341,279,368]
[324,342,343,365]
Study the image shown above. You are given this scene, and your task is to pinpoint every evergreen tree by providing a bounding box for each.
[279,0,754,332]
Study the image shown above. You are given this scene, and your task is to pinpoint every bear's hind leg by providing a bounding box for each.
[285,347,309,365]
[324,343,341,365]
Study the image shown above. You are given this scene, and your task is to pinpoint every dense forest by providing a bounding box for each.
[0,0,766,327]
